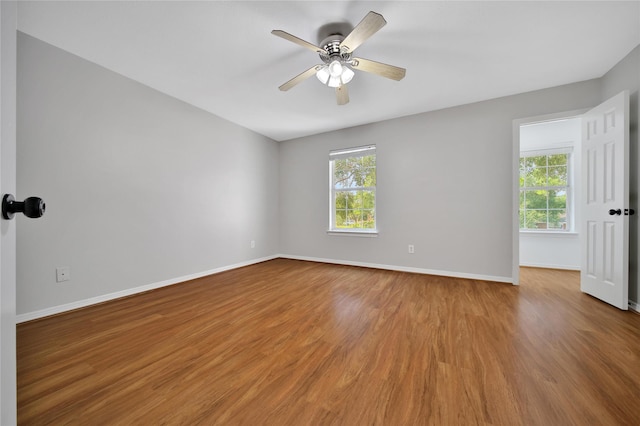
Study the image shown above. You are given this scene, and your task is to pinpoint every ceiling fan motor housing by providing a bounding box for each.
[319,35,351,64]
[321,35,343,54]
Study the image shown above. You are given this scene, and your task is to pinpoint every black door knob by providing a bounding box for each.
[609,209,622,216]
[2,194,46,220]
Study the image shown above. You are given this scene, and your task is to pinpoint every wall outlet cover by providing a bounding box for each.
[56,266,70,282]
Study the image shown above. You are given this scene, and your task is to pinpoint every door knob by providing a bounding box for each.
[2,194,46,220]
[609,209,622,216]
[625,209,635,216]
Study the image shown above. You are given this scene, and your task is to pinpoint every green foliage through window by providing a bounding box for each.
[330,147,376,230]
[519,152,569,230]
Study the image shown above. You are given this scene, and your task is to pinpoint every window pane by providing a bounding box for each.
[548,154,567,166]
[335,190,357,208]
[530,156,547,167]
[354,191,364,210]
[548,190,566,209]
[524,209,547,229]
[334,167,355,189]
[362,190,375,209]
[523,165,547,187]
[344,210,359,228]
[361,155,376,186]
[548,165,567,186]
[335,191,347,209]
[364,167,376,186]
[524,190,547,209]
[334,159,348,174]
[362,210,375,228]
[548,209,567,229]
[333,157,377,189]
[366,154,376,166]
[336,208,375,229]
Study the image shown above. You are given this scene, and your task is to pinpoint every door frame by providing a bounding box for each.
[512,108,588,285]
[1,1,18,423]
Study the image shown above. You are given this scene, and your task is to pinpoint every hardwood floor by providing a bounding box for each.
[17,259,640,425]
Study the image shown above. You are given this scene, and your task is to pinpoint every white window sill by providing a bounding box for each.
[327,229,379,237]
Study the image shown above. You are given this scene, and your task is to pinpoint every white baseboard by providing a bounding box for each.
[16,255,279,324]
[629,300,640,313]
[279,254,513,284]
[519,262,580,271]
[25,255,607,323]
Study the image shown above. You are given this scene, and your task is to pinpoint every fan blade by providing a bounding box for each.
[279,65,322,91]
[336,85,349,105]
[340,11,387,53]
[351,57,406,81]
[271,30,324,54]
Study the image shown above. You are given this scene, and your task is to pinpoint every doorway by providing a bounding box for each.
[512,109,587,285]
[519,117,582,269]
[514,92,632,311]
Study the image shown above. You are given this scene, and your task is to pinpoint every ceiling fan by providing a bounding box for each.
[272,11,406,105]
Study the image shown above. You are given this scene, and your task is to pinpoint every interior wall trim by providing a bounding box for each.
[16,255,279,324]
[279,254,513,284]
[519,262,580,271]
[18,254,633,322]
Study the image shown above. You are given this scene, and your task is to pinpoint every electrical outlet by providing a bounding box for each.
[250,240,256,249]
[408,244,415,254]
[56,266,70,282]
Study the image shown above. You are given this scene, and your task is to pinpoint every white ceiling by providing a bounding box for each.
[16,1,640,141]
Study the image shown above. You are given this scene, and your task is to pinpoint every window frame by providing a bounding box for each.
[328,145,377,234]
[519,148,573,232]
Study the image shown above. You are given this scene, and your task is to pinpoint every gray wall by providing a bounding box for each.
[279,80,602,281]
[16,31,640,318]
[17,33,279,316]
[601,44,640,305]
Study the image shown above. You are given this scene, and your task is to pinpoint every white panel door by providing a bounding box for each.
[580,91,630,310]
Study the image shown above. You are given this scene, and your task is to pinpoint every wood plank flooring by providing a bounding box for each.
[17,259,640,425]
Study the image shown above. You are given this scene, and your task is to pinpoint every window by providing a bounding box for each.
[329,145,376,232]
[519,149,571,231]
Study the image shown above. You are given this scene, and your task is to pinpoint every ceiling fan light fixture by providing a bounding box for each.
[341,66,355,84]
[328,60,343,77]
[327,75,342,88]
[316,66,330,85]
[317,61,354,88]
